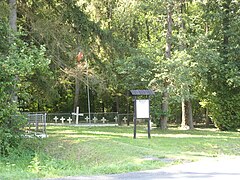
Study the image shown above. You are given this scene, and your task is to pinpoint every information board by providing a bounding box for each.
[136,99,150,119]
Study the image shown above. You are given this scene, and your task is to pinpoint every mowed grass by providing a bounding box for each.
[0,125,240,179]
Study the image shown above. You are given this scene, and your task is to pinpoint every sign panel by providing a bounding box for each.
[136,99,150,119]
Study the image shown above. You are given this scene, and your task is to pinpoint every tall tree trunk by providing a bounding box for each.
[222,0,230,60]
[106,0,112,29]
[181,98,187,128]
[179,0,194,130]
[205,108,210,127]
[9,0,17,32]
[165,3,172,59]
[161,87,169,129]
[73,77,80,111]
[160,2,173,129]
[115,96,119,113]
[186,100,194,129]
[127,94,130,126]
[9,0,18,103]
[181,97,194,129]
[181,99,194,129]
[145,15,151,42]
[74,59,84,112]
[102,102,104,112]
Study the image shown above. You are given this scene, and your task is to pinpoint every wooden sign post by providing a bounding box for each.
[130,90,154,139]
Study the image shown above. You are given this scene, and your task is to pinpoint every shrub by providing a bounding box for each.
[0,106,27,156]
[209,94,240,131]
[0,19,50,156]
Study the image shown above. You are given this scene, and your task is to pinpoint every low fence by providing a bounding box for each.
[46,112,134,125]
[19,112,149,136]
[22,112,136,126]
[21,112,47,137]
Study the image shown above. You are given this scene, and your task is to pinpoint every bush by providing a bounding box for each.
[0,107,27,156]
[209,94,240,131]
[0,19,51,156]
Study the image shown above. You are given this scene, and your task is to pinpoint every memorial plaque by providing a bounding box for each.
[136,99,149,119]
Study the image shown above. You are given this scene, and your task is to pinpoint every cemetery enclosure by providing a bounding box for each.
[47,112,130,124]
[24,111,136,127]
[23,113,47,136]
[22,106,157,136]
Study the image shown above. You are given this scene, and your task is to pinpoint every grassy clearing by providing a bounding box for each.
[0,125,240,179]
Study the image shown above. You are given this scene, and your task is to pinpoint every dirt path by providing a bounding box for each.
[46,156,240,180]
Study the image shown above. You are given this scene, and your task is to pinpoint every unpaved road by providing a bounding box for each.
[46,156,240,180]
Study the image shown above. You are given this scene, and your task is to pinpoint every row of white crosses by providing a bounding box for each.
[53,106,82,124]
[53,116,110,124]
[53,116,73,124]
[53,106,148,125]
[52,106,122,124]
[53,115,146,125]
[53,114,140,125]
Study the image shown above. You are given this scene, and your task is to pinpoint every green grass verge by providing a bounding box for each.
[1,125,240,179]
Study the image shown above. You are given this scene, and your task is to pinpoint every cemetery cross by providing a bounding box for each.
[114,116,118,123]
[93,117,98,123]
[53,116,58,123]
[60,117,65,124]
[101,117,107,124]
[67,117,73,124]
[72,106,83,124]
[122,117,127,124]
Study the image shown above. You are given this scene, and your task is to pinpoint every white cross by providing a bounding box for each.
[53,116,58,123]
[122,117,127,124]
[101,117,107,124]
[60,117,65,124]
[93,117,98,123]
[114,116,118,123]
[72,106,83,124]
[67,117,72,124]
[85,116,90,123]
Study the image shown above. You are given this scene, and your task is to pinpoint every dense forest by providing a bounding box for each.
[0,0,240,133]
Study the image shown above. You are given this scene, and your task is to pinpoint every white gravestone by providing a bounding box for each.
[114,116,118,123]
[53,116,58,123]
[85,116,90,123]
[72,106,83,124]
[60,117,65,124]
[122,117,127,124]
[67,117,72,124]
[93,117,98,123]
[101,117,107,123]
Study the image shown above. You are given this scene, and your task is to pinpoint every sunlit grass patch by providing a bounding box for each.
[1,125,240,179]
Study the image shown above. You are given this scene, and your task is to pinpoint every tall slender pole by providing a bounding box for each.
[147,96,151,139]
[86,58,91,124]
[133,96,137,139]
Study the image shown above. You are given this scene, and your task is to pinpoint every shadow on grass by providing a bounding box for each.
[46,125,240,140]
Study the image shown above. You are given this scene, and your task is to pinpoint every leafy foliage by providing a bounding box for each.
[1,0,240,131]
[209,94,240,131]
[0,18,52,155]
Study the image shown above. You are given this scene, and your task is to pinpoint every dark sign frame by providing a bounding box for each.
[130,90,155,139]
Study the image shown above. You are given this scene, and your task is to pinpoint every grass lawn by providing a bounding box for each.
[0,125,240,179]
